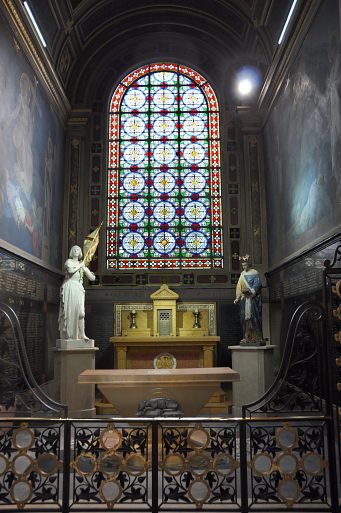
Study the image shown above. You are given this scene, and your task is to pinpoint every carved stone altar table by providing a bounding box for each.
[79,367,239,416]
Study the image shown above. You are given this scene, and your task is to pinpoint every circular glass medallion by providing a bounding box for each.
[123,115,146,137]
[153,201,176,223]
[183,115,205,136]
[122,232,145,255]
[183,171,206,193]
[153,143,176,165]
[100,454,121,476]
[153,172,176,193]
[153,231,176,254]
[185,231,208,254]
[100,428,122,451]
[152,88,175,109]
[164,454,184,476]
[122,172,145,194]
[100,479,122,505]
[10,479,32,507]
[188,479,210,505]
[123,88,146,110]
[122,143,145,165]
[36,453,59,476]
[74,453,97,475]
[276,453,298,476]
[277,478,300,505]
[188,427,209,450]
[276,424,298,450]
[188,452,210,476]
[213,453,237,476]
[122,201,145,223]
[13,426,34,450]
[182,88,205,109]
[153,116,176,137]
[0,455,8,476]
[125,454,146,476]
[183,143,206,164]
[13,454,33,476]
[302,452,325,475]
[252,453,273,476]
[184,200,207,223]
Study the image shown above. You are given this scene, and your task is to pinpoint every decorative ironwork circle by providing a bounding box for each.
[163,454,185,476]
[99,479,122,506]
[36,453,59,476]
[188,478,210,506]
[187,427,209,451]
[125,454,146,476]
[73,453,97,476]
[276,424,298,450]
[213,453,238,476]
[188,451,210,477]
[276,453,299,476]
[251,453,273,476]
[100,454,122,476]
[100,427,122,451]
[12,454,33,477]
[10,479,32,508]
[277,477,301,507]
[301,451,326,476]
[12,425,34,450]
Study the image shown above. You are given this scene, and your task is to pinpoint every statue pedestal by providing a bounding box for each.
[229,345,275,416]
[54,339,98,417]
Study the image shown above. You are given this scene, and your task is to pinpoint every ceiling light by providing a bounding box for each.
[235,66,262,98]
[278,0,299,45]
[238,79,252,96]
[23,1,47,48]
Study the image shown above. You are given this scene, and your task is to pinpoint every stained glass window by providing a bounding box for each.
[107,63,223,270]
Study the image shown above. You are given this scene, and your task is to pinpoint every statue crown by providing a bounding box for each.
[239,254,250,262]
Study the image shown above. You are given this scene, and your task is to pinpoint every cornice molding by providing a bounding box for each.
[1,0,70,125]
[258,0,322,124]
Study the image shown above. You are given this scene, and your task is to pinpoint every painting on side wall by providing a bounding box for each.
[0,14,65,269]
[265,0,341,265]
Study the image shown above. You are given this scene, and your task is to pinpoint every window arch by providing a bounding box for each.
[106,63,223,270]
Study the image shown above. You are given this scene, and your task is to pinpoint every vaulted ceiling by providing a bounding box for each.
[13,0,295,106]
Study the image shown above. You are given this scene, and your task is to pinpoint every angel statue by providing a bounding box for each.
[58,224,102,340]
[234,254,264,344]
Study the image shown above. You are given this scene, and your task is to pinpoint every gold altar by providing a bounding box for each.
[110,284,219,369]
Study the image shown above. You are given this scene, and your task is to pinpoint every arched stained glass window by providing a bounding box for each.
[107,63,223,270]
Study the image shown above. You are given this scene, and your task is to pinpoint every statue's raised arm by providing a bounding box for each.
[58,245,96,340]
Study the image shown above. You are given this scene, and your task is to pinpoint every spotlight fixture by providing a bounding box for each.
[235,66,262,98]
[23,1,47,48]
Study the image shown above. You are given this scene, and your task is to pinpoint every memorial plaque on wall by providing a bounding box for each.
[0,248,62,383]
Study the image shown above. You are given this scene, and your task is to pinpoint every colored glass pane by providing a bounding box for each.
[106,63,223,270]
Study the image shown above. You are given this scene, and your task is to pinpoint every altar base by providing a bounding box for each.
[79,367,239,417]
[54,339,98,417]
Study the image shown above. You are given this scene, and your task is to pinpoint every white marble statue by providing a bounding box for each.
[58,245,96,340]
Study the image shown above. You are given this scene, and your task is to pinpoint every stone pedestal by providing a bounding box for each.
[54,339,98,417]
[229,345,275,416]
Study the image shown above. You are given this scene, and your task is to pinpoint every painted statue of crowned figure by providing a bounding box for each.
[234,255,265,345]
